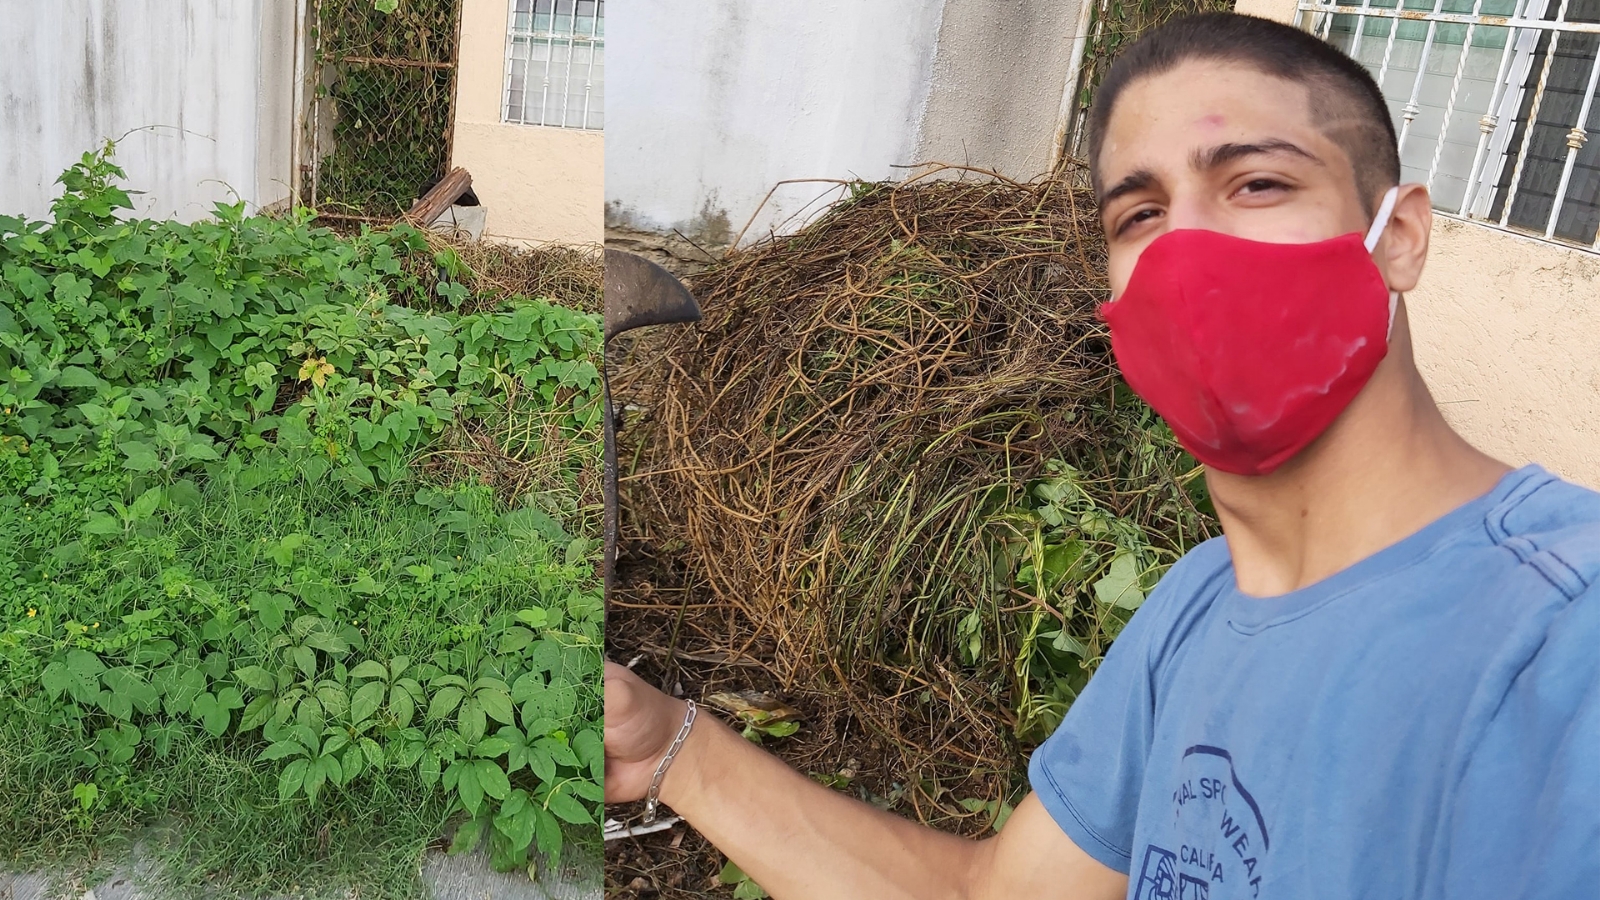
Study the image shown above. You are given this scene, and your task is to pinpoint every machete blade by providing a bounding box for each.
[602,249,703,597]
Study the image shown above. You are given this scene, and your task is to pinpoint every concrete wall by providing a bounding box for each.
[0,0,294,222]
[911,0,1089,178]
[605,0,948,244]
[1410,220,1600,487]
[451,0,604,247]
[605,0,1088,246]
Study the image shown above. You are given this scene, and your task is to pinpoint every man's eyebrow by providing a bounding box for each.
[1099,168,1157,208]
[1191,139,1323,172]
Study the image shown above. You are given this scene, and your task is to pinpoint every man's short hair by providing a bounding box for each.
[1087,12,1401,213]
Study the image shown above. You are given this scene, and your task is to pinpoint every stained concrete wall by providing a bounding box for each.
[451,0,604,247]
[605,0,948,244]
[0,0,295,222]
[910,0,1089,178]
[606,0,1089,246]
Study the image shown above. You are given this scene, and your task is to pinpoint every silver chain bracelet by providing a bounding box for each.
[642,698,697,824]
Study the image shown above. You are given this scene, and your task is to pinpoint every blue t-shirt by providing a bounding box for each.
[1029,464,1600,899]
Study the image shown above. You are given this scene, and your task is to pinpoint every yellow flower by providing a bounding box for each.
[92,622,99,629]
[26,608,36,618]
[298,356,336,388]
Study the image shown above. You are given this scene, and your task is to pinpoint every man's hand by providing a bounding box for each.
[603,660,689,803]
[601,656,1128,900]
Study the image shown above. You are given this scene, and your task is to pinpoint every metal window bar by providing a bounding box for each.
[1300,0,1600,250]
[503,0,603,130]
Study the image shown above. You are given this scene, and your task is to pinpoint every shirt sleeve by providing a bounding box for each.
[1436,583,1600,900]
[1026,565,1179,874]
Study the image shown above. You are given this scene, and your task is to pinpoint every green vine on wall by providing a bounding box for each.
[313,0,462,217]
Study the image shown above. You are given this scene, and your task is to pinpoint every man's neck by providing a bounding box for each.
[1208,357,1510,598]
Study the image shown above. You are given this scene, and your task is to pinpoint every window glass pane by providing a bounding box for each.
[505,0,604,130]
[1496,1,1600,241]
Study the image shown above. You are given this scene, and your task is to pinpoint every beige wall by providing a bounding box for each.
[1409,220,1600,486]
[1226,0,1600,487]
[451,0,603,247]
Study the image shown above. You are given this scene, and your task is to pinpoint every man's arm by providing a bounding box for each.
[605,662,1128,900]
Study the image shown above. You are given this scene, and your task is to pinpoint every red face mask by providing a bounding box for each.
[1100,187,1400,476]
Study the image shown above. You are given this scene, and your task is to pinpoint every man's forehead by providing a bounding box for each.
[1097,63,1329,185]
[1106,62,1316,146]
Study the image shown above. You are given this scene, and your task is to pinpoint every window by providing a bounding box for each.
[504,0,604,130]
[1300,0,1600,249]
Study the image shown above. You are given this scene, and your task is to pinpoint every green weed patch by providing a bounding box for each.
[0,146,602,894]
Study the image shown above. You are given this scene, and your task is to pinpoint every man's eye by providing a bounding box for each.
[1117,208,1161,235]
[1239,179,1286,195]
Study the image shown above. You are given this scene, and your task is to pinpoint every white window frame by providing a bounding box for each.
[1300,0,1600,252]
[502,0,604,131]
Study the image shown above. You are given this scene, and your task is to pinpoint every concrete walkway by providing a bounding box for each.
[0,840,601,900]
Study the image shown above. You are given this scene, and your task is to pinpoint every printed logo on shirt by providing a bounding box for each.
[1136,745,1270,899]
[1133,845,1212,900]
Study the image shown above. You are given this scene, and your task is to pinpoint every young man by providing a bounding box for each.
[604,13,1600,899]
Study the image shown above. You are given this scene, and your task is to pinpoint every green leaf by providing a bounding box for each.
[494,798,537,853]
[67,648,106,679]
[474,736,512,759]
[419,750,441,787]
[304,757,328,803]
[734,879,770,900]
[292,646,317,679]
[456,763,484,815]
[360,736,385,770]
[390,684,417,728]
[40,662,70,700]
[128,486,163,521]
[374,0,399,13]
[476,759,510,800]
[234,665,277,692]
[193,692,235,736]
[544,786,592,824]
[1093,552,1146,610]
[279,758,309,801]
[499,626,534,654]
[510,671,545,704]
[163,666,206,716]
[350,681,385,724]
[449,814,487,856]
[526,743,556,783]
[322,752,345,788]
[478,689,515,726]
[349,660,388,680]
[103,667,161,714]
[249,592,295,631]
[240,694,276,731]
[343,743,364,782]
[322,732,351,757]
[514,608,548,629]
[303,631,348,655]
[119,441,161,472]
[428,686,465,721]
[1048,630,1089,658]
[459,697,487,745]
[57,365,101,388]
[260,740,308,762]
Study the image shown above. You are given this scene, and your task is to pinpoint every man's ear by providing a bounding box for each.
[1376,183,1431,293]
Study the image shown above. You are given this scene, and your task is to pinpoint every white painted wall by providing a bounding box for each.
[0,0,295,223]
[606,0,1090,245]
[605,0,947,243]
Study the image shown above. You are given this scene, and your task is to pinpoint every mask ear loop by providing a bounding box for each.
[1364,185,1402,338]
